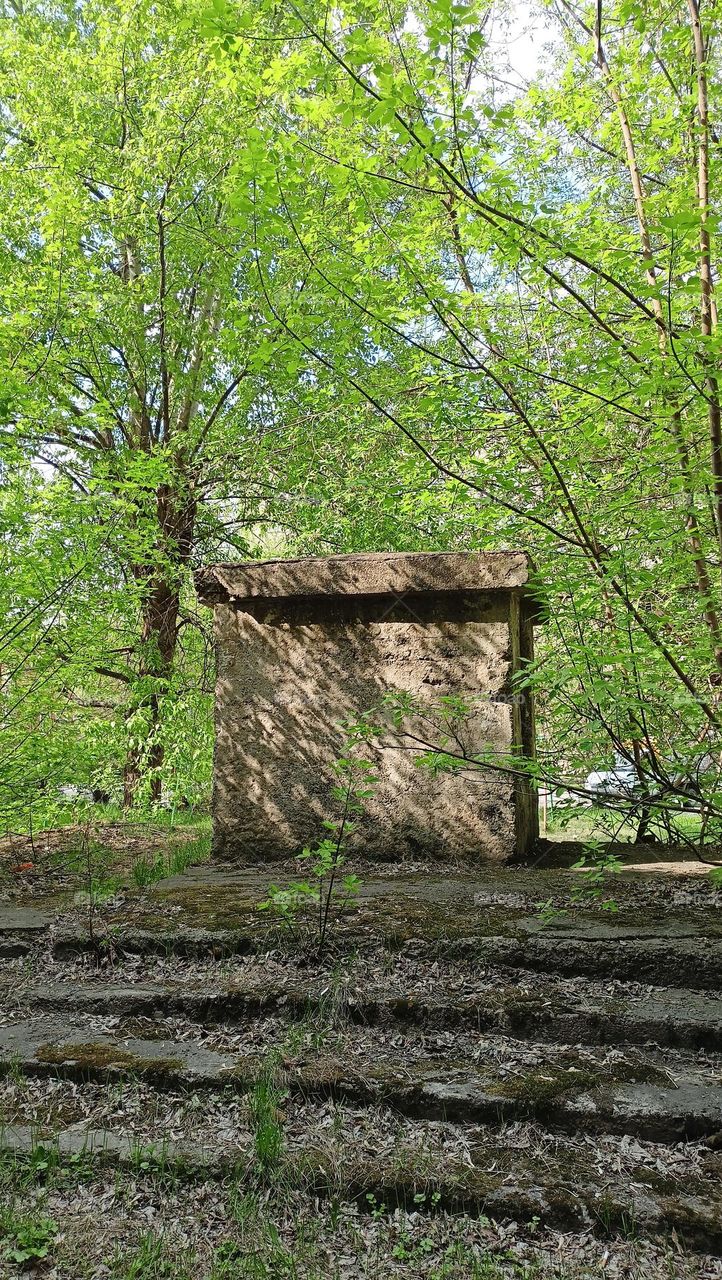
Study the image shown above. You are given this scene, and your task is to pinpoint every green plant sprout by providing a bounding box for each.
[259,739,376,956]
[4,1215,58,1265]
[570,841,624,912]
[248,1054,287,1174]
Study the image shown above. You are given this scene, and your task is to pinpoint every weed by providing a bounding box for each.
[228,1187,260,1228]
[534,896,567,927]
[326,1197,342,1231]
[211,1195,309,1280]
[248,1056,286,1175]
[593,1192,639,1240]
[66,824,120,952]
[5,1056,26,1088]
[26,1139,61,1180]
[364,1191,387,1220]
[110,1231,196,1279]
[128,1138,170,1176]
[132,857,164,889]
[0,1130,89,1196]
[132,833,211,889]
[413,1188,442,1209]
[259,743,374,956]
[2,1213,58,1265]
[211,1237,299,1279]
[392,1228,436,1262]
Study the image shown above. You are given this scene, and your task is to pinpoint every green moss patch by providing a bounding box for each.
[35,1041,183,1079]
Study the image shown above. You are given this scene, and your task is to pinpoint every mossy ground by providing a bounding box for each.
[34,1042,184,1080]
[4,815,722,955]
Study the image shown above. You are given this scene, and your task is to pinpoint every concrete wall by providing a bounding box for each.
[205,566,539,862]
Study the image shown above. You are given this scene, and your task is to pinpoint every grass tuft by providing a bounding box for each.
[131,833,211,889]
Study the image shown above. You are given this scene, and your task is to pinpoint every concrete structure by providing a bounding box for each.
[195,551,542,863]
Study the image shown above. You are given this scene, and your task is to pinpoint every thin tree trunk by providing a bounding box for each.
[123,483,196,807]
[687,0,722,561]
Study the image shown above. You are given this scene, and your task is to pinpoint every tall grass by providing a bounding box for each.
[131,833,211,889]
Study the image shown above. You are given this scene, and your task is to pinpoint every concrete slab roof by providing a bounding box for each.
[195,550,538,607]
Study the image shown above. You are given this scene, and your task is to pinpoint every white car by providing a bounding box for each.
[584,757,638,803]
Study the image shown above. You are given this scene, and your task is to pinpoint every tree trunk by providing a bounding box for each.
[123,481,196,807]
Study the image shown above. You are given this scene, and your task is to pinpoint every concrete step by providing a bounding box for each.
[476,932,722,992]
[2,893,721,989]
[5,974,722,1051]
[4,866,722,1261]
[5,925,716,991]
[1,1015,720,1143]
[2,1116,721,1253]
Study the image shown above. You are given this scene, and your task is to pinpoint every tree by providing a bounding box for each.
[1,0,298,805]
[199,0,722,838]
[4,0,722,842]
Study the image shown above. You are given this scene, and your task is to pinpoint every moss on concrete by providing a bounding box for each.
[495,1065,600,1106]
[35,1041,183,1079]
[494,1050,669,1109]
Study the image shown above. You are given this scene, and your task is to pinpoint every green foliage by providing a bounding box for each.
[570,845,624,912]
[205,0,722,847]
[20,1143,61,1181]
[0,0,276,821]
[535,841,624,924]
[4,0,722,850]
[248,1057,286,1175]
[131,833,211,888]
[534,897,567,928]
[2,1213,58,1265]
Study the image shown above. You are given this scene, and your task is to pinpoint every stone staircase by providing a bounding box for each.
[1,901,722,1261]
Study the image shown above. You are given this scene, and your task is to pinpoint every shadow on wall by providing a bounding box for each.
[213,592,519,863]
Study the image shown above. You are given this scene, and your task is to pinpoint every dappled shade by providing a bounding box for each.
[196,551,541,863]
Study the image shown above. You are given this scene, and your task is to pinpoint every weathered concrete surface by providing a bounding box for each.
[0,1124,223,1168]
[0,906,53,957]
[196,551,540,864]
[9,977,722,1051]
[3,1124,721,1252]
[471,934,722,990]
[195,550,536,603]
[2,1016,721,1142]
[0,1017,238,1085]
[418,1075,722,1141]
[0,906,53,932]
[571,1083,722,1141]
[41,930,722,996]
